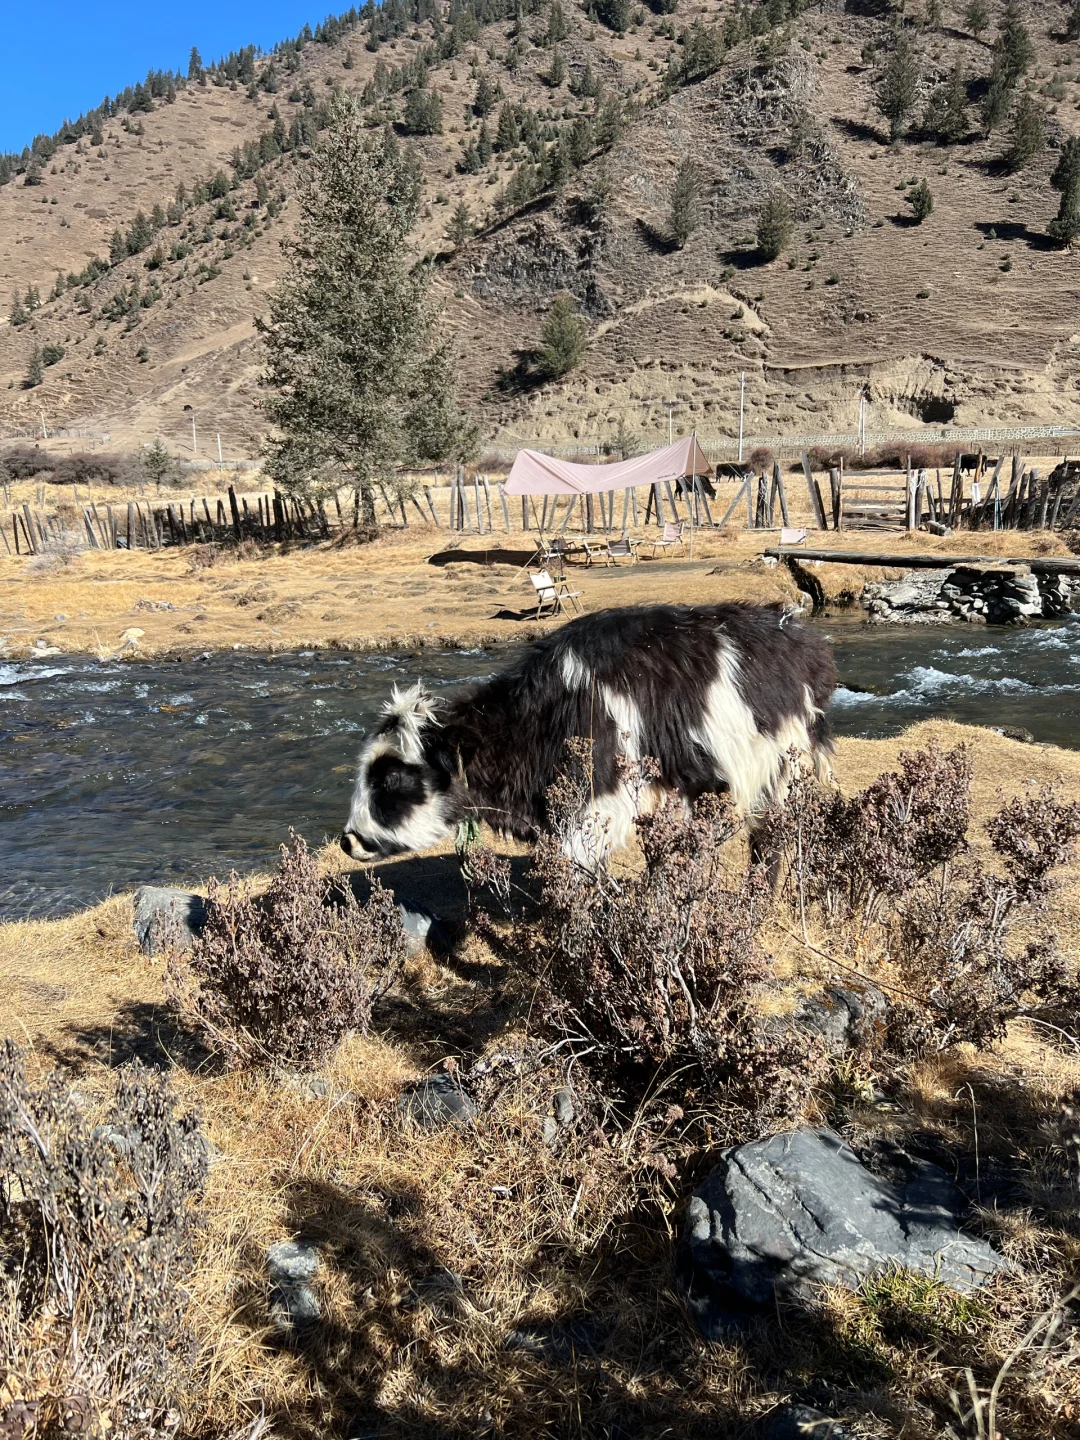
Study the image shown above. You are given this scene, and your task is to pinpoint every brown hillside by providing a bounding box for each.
[3,0,1080,455]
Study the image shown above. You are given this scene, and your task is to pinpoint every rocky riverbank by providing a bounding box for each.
[862,562,1078,625]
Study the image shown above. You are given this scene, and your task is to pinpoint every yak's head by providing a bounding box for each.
[341,683,463,860]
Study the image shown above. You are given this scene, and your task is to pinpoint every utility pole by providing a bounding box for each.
[858,392,867,455]
[665,401,675,445]
[190,414,197,455]
[40,410,47,440]
[217,433,223,463]
[737,372,746,464]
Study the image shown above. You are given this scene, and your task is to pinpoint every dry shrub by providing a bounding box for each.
[748,444,775,472]
[805,443,964,472]
[166,834,405,1071]
[0,1044,208,1439]
[487,748,821,1132]
[765,745,1080,1056]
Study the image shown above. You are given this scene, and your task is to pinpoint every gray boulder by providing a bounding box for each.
[132,886,207,957]
[781,984,886,1056]
[680,1128,1008,1338]
[396,900,453,958]
[399,1073,478,1130]
[267,1239,320,1331]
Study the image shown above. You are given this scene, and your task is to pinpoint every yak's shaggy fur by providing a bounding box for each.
[342,603,838,866]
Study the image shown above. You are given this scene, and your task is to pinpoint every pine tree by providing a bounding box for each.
[1049,136,1080,246]
[9,293,28,326]
[1003,92,1046,172]
[403,88,443,134]
[477,119,493,164]
[547,0,567,44]
[964,0,989,36]
[473,72,497,116]
[756,190,795,260]
[1068,0,1080,42]
[876,29,921,141]
[23,345,43,389]
[594,0,631,34]
[994,1,1033,86]
[924,63,968,143]
[548,48,567,87]
[258,100,477,521]
[906,178,934,222]
[496,102,520,151]
[188,47,203,81]
[669,156,701,249]
[981,58,1012,133]
[141,439,175,486]
[536,293,587,378]
[446,200,473,247]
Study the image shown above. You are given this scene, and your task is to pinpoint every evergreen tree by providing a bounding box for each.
[446,199,473,247]
[258,100,477,521]
[141,439,175,486]
[994,1,1032,86]
[402,88,443,134]
[964,0,989,36]
[756,189,795,260]
[594,0,631,34]
[23,345,43,389]
[548,47,567,87]
[9,293,28,326]
[547,0,567,44]
[1067,0,1080,42]
[25,285,41,312]
[906,178,934,222]
[1003,92,1045,172]
[981,58,1012,133]
[473,72,497,116]
[876,29,921,141]
[188,47,203,81]
[669,156,701,248]
[536,293,587,378]
[477,119,493,164]
[924,63,968,143]
[924,0,942,28]
[496,102,520,150]
[1049,136,1080,246]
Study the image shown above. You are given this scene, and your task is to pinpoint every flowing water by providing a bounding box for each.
[2,617,1078,919]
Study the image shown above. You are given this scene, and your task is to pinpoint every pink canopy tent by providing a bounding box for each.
[504,434,712,496]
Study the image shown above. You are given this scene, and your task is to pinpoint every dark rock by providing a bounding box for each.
[396,900,453,957]
[504,1316,600,1362]
[999,725,1035,744]
[762,1405,849,1439]
[267,1239,320,1330]
[783,984,886,1055]
[132,886,207,957]
[679,1128,1008,1339]
[399,1073,478,1130]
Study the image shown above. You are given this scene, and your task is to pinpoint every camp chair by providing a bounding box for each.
[579,536,606,567]
[534,535,575,575]
[530,570,583,620]
[603,535,638,565]
[651,521,685,557]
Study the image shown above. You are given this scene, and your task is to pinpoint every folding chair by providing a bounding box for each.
[603,536,638,565]
[530,569,583,620]
[651,520,685,557]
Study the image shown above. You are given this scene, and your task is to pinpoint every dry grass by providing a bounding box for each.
[3,723,1080,1437]
[1,513,1073,660]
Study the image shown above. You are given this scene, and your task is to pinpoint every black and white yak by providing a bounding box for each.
[341,603,838,868]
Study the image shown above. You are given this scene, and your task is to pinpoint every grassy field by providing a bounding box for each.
[2,507,1075,660]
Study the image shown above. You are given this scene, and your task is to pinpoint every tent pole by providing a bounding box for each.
[689,438,695,561]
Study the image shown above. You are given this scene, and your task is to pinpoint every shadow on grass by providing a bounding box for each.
[973,219,1060,251]
[39,998,216,1074]
[427,547,539,569]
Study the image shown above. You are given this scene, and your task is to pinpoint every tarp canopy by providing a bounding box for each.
[503,434,712,496]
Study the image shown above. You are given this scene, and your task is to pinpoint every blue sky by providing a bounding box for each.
[2,1,337,152]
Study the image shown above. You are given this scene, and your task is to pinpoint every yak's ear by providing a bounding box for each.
[380,683,441,762]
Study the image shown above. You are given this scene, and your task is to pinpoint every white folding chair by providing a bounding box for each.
[530,569,583,619]
[651,521,685,557]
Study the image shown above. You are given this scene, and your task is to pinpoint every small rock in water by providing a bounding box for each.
[678,1128,1009,1338]
[398,1073,478,1130]
[132,886,207,956]
[267,1239,321,1331]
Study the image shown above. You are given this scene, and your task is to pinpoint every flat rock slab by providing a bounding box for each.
[398,1073,478,1130]
[132,886,207,956]
[680,1128,1008,1338]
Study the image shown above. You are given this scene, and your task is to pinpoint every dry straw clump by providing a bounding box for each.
[0,1045,208,1439]
[166,833,406,1071]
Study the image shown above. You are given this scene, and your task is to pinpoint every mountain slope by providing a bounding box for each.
[3,0,1080,457]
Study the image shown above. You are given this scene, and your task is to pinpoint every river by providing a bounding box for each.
[2,617,1078,919]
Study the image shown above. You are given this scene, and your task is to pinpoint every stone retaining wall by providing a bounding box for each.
[862,564,1077,625]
